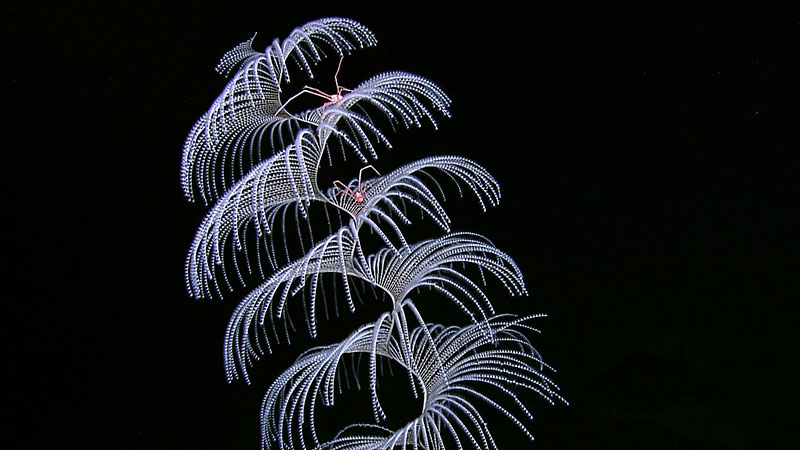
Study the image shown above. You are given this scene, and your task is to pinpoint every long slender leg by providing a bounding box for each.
[276,87,333,116]
[332,56,355,96]
[333,56,344,90]
[358,165,381,189]
[276,57,352,115]
[302,86,334,99]
[333,180,356,201]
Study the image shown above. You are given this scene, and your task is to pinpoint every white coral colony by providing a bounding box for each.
[182,17,566,449]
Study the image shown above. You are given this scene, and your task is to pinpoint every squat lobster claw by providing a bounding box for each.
[277,56,352,114]
[333,165,380,203]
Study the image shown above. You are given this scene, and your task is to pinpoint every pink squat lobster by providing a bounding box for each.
[277,56,351,114]
[333,165,380,203]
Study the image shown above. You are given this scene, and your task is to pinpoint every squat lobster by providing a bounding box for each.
[277,56,352,114]
[333,165,380,203]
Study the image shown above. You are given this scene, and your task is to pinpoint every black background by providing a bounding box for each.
[6,2,798,449]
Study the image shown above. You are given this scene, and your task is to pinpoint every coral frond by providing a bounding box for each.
[185,130,324,299]
[182,18,377,203]
[260,312,565,450]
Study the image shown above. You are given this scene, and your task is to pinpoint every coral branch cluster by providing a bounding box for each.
[182,17,565,449]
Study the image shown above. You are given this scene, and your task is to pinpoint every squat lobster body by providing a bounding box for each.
[277,56,352,114]
[333,165,380,203]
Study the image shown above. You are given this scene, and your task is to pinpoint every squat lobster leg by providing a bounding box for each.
[276,56,352,114]
[333,165,381,203]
